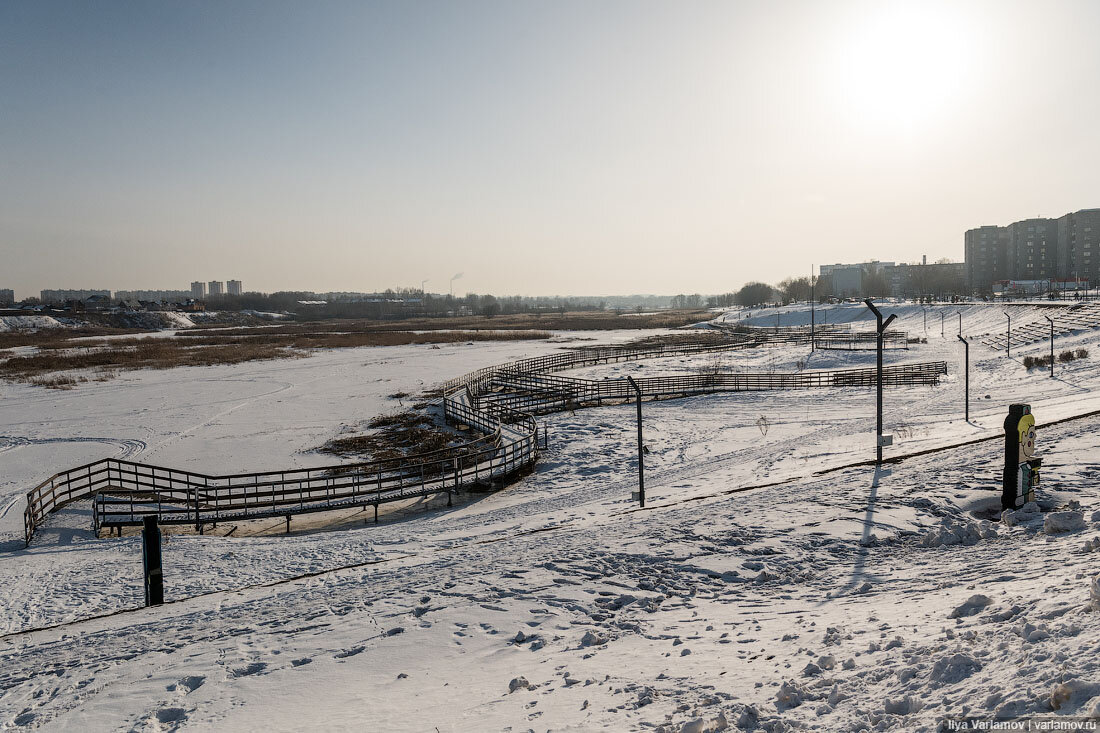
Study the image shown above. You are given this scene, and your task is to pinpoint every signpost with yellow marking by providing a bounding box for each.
[1002,403,1041,511]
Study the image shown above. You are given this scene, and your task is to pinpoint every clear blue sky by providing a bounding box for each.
[2,0,1099,299]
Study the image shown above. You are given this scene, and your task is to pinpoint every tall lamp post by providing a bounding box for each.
[957,335,969,422]
[626,376,645,508]
[810,265,815,353]
[864,299,897,467]
[1045,315,1055,378]
[1003,311,1011,357]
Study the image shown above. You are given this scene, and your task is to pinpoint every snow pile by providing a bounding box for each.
[0,315,66,332]
[1044,510,1086,535]
[922,517,997,547]
[1002,502,1042,527]
[948,594,993,618]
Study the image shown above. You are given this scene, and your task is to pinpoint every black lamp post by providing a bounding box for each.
[1044,315,1054,378]
[1003,311,1011,357]
[864,299,897,466]
[957,335,969,422]
[626,376,645,507]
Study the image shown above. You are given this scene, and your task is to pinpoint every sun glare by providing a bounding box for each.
[829,4,978,136]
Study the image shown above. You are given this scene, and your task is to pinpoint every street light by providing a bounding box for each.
[1044,315,1055,378]
[864,299,897,467]
[1003,311,1011,357]
[957,335,969,422]
[810,265,815,353]
[626,376,645,508]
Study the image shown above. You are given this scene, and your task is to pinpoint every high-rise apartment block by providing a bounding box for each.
[40,289,111,304]
[964,208,1100,293]
[0,289,14,305]
[191,281,206,300]
[227,279,242,296]
[207,281,224,297]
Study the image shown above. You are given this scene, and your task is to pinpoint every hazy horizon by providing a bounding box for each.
[3,0,1099,301]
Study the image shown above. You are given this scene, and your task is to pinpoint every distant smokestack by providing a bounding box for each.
[923,255,927,265]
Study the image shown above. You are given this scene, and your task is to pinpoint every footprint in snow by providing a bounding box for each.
[231,662,268,678]
[167,675,205,694]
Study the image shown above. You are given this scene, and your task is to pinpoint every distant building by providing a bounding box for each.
[116,290,192,302]
[964,226,1010,294]
[965,208,1100,293]
[191,281,206,300]
[819,262,895,298]
[83,294,112,312]
[40,289,111,304]
[0,289,13,305]
[227,279,242,296]
[1058,208,1100,287]
[207,281,224,297]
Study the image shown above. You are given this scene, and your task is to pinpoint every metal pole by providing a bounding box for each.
[626,376,644,507]
[810,265,815,353]
[1003,311,1011,357]
[1045,316,1054,378]
[941,312,944,338]
[863,299,895,466]
[957,335,969,422]
[957,311,962,336]
[141,515,164,607]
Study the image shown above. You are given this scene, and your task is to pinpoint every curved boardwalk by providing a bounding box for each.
[24,335,947,545]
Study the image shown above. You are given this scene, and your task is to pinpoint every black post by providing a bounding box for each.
[957,335,969,422]
[626,376,644,508]
[810,265,815,353]
[1004,311,1011,357]
[141,515,164,607]
[940,311,944,338]
[863,299,896,466]
[957,311,962,337]
[1045,315,1054,378]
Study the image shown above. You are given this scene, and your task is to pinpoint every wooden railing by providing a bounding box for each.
[25,400,539,543]
[474,362,948,414]
[23,329,946,544]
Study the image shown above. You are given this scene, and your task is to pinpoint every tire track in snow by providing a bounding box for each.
[0,436,146,460]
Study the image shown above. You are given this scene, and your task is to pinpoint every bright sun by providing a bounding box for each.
[829,3,978,136]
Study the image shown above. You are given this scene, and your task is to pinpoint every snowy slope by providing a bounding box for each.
[2,308,1100,731]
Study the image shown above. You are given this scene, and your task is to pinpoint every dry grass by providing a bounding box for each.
[0,327,145,350]
[183,310,711,337]
[0,329,552,385]
[317,412,456,463]
[1,342,306,381]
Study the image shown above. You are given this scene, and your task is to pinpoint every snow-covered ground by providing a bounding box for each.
[2,305,1100,731]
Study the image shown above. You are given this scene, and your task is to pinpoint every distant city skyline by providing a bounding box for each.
[3,1,1099,299]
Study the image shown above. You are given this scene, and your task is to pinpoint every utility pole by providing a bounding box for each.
[1004,311,1011,357]
[626,376,645,508]
[957,335,969,422]
[1045,315,1055,378]
[864,299,896,467]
